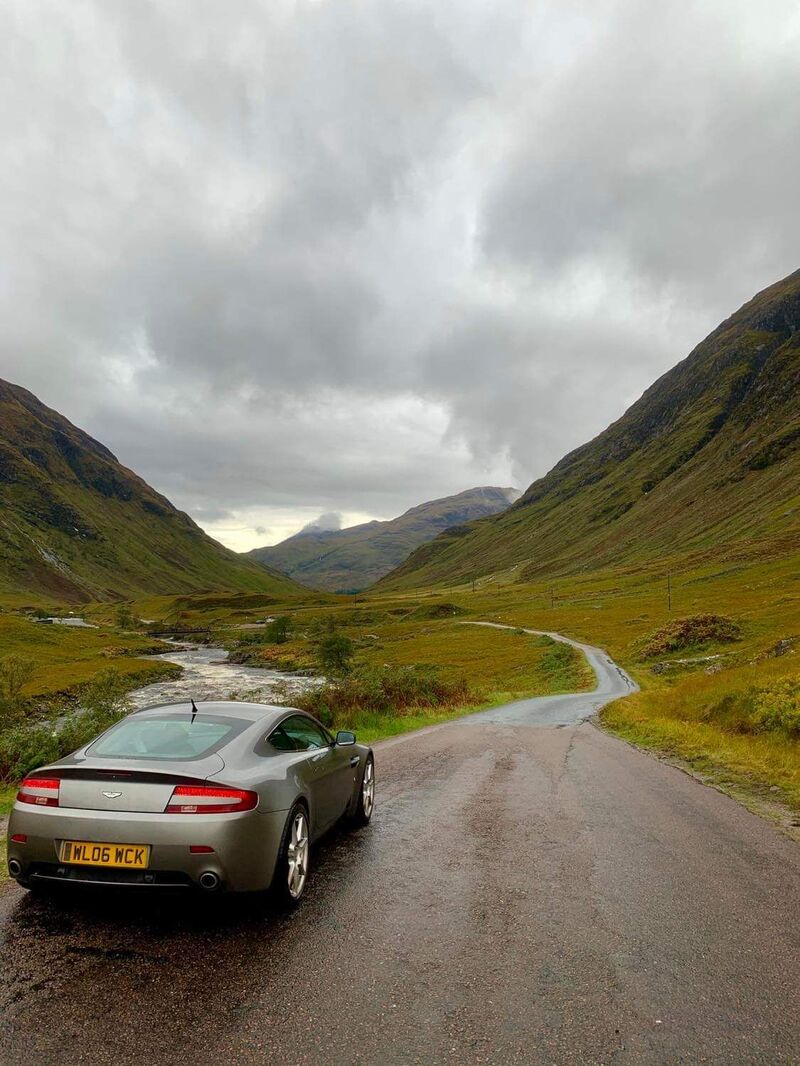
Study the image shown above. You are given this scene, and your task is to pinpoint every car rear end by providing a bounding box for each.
[8,769,284,892]
[7,706,287,893]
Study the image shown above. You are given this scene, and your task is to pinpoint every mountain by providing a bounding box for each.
[378,269,800,590]
[247,487,520,592]
[0,380,303,603]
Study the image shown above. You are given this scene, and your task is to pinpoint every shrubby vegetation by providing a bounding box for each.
[0,668,132,782]
[0,654,35,726]
[232,615,293,646]
[603,657,800,809]
[751,677,800,738]
[534,637,586,688]
[316,632,354,676]
[115,604,136,630]
[703,676,800,740]
[288,665,470,730]
[640,615,741,659]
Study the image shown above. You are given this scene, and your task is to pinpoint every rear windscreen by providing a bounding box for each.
[87,714,249,761]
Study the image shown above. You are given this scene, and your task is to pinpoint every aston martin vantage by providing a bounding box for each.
[6,701,375,903]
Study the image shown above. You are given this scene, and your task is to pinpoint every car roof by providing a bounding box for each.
[130,700,298,725]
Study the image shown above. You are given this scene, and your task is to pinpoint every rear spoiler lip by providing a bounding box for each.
[22,767,220,788]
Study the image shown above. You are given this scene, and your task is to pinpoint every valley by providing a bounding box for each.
[2,270,799,823]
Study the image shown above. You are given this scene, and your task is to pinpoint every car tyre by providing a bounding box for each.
[350,754,375,827]
[271,802,311,907]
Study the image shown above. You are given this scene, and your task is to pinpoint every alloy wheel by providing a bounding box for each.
[287,810,309,899]
[362,759,375,818]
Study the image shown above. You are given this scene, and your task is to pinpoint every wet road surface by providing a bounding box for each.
[1,634,798,1064]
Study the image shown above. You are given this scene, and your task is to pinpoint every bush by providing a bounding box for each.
[640,615,741,659]
[267,616,291,644]
[752,678,800,738]
[317,633,354,676]
[234,616,293,647]
[407,602,465,620]
[0,722,62,782]
[536,637,578,677]
[289,665,470,729]
[0,654,35,726]
[696,673,800,739]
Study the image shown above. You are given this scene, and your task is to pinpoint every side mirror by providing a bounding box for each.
[335,730,356,746]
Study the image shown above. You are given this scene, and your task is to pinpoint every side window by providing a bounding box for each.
[268,725,298,752]
[280,715,330,751]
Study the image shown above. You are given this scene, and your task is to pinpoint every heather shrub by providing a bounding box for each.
[288,665,470,729]
[751,677,800,738]
[641,615,741,659]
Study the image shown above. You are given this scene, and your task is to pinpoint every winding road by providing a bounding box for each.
[1,628,798,1064]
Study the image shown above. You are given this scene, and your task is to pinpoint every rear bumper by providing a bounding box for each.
[7,802,288,892]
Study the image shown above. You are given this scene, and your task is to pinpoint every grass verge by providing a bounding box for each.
[600,655,800,813]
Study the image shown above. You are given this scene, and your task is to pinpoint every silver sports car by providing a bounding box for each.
[6,701,375,903]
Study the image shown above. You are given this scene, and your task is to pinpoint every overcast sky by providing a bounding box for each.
[2,1,799,551]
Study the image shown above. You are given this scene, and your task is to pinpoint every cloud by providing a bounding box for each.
[1,0,798,549]
[298,512,343,536]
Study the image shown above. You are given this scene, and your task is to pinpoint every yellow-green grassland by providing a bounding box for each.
[1,533,798,823]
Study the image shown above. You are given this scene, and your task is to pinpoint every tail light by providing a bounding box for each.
[17,777,60,807]
[165,784,258,814]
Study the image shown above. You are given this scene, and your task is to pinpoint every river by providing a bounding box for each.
[129,643,323,711]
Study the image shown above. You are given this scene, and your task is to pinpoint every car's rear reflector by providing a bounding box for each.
[189,845,215,854]
[165,784,258,814]
[17,777,60,807]
[11,834,27,844]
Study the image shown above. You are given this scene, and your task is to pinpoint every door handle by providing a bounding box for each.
[350,756,359,768]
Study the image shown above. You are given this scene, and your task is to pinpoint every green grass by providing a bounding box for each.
[352,620,591,699]
[0,613,179,698]
[0,782,15,816]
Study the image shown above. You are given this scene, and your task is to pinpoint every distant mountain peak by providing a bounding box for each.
[247,486,520,592]
[295,511,343,537]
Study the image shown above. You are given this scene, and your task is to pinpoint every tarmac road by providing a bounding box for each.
[0,629,798,1065]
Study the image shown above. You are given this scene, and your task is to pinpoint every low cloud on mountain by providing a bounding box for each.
[298,513,343,536]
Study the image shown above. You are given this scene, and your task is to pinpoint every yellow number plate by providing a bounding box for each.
[60,840,150,868]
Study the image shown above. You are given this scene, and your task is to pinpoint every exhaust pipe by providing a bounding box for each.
[199,871,220,891]
[8,859,22,878]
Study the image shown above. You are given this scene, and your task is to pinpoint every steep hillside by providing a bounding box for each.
[0,380,303,603]
[247,486,520,592]
[379,269,800,589]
